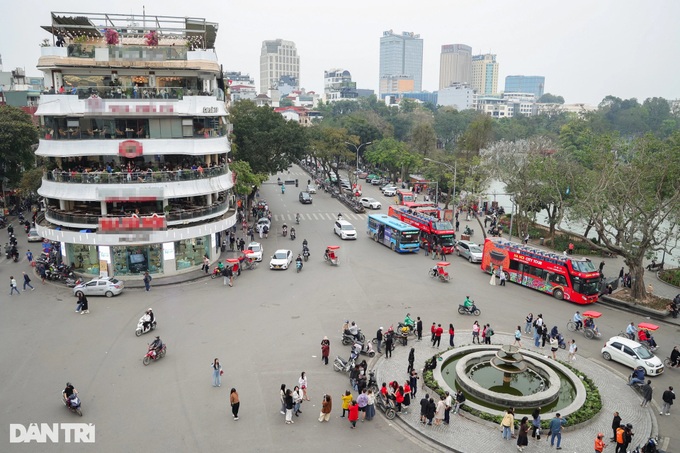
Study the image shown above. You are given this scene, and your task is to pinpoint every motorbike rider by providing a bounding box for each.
[290,227,296,240]
[295,213,300,224]
[404,313,415,329]
[302,239,308,248]
[573,311,583,330]
[295,254,303,269]
[625,322,637,340]
[281,184,285,194]
[348,321,360,340]
[149,336,163,357]
[63,382,77,407]
[282,224,288,236]
[141,311,152,332]
[463,296,475,313]
[670,345,680,368]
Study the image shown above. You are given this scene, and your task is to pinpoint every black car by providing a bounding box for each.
[298,192,312,204]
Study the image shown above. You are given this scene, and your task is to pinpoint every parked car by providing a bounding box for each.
[601,336,664,376]
[27,228,43,242]
[334,219,357,240]
[269,249,293,270]
[359,197,381,209]
[247,242,264,262]
[307,184,317,194]
[73,277,124,298]
[380,183,396,192]
[383,187,397,197]
[299,191,313,204]
[370,178,383,185]
[456,240,483,263]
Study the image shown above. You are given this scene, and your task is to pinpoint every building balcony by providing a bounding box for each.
[44,199,230,229]
[44,166,227,184]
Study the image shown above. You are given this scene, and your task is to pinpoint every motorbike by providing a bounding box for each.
[429,262,451,282]
[342,329,365,346]
[464,225,474,236]
[135,316,158,337]
[333,354,356,373]
[290,230,296,240]
[296,260,303,273]
[375,391,397,420]
[282,226,288,237]
[65,277,82,288]
[295,214,300,225]
[281,185,285,194]
[458,303,481,316]
[367,370,379,394]
[396,322,416,336]
[353,341,375,357]
[210,267,222,279]
[143,343,167,365]
[62,393,83,416]
[302,247,310,262]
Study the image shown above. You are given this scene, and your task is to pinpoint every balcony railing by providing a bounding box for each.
[45,126,228,140]
[45,199,230,225]
[44,166,228,184]
[67,44,188,61]
[50,86,224,101]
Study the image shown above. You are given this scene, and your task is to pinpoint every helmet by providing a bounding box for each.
[626,423,633,429]
[148,308,153,311]
[66,382,72,387]
[155,336,160,339]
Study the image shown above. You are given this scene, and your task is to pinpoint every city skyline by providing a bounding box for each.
[1,1,678,105]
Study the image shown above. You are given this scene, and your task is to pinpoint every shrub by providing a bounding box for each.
[659,268,680,287]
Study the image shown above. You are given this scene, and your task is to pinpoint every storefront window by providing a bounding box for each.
[111,245,163,275]
[175,236,210,270]
[67,244,99,275]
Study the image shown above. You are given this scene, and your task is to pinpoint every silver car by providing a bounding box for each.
[73,277,124,298]
[456,240,483,263]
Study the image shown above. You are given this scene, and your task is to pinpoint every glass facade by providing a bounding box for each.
[112,244,163,275]
[175,236,210,270]
[67,244,100,275]
[379,32,423,94]
[504,76,545,98]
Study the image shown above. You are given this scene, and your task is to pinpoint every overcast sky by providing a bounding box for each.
[1,0,678,105]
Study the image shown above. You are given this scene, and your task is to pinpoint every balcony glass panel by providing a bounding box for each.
[44,165,228,184]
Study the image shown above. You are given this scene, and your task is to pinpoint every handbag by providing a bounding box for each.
[219,370,224,376]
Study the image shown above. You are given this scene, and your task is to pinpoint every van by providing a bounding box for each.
[334,219,357,240]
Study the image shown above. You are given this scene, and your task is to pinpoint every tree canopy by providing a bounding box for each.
[0,105,38,186]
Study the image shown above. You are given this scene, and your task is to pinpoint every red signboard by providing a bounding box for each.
[118,140,143,158]
[98,214,166,232]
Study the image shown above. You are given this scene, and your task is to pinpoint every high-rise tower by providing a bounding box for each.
[471,54,498,95]
[439,44,472,89]
[379,30,423,96]
[260,39,300,95]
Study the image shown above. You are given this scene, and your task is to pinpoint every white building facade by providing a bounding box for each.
[34,12,236,278]
[437,83,476,110]
[260,39,300,95]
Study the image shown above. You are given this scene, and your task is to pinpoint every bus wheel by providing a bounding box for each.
[553,289,564,300]
[373,234,378,242]
[390,243,395,251]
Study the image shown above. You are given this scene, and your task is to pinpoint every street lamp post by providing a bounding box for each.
[345,141,372,174]
[423,157,456,207]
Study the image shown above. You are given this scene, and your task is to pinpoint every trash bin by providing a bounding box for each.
[539,237,544,245]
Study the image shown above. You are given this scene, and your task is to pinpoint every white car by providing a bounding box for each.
[456,240,483,263]
[383,187,397,197]
[73,277,124,298]
[334,219,357,240]
[601,336,664,376]
[360,197,381,210]
[307,184,317,194]
[269,249,293,270]
[27,228,43,242]
[257,218,271,231]
[380,184,396,192]
[247,242,263,262]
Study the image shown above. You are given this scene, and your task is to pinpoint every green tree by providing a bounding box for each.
[229,101,308,175]
[364,138,420,182]
[0,105,38,186]
[229,160,268,197]
[18,167,44,195]
[458,114,493,159]
[307,126,355,187]
[409,122,437,156]
[279,97,294,107]
[537,93,565,104]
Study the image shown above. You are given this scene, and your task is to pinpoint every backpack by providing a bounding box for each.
[487,328,494,337]
[616,427,624,444]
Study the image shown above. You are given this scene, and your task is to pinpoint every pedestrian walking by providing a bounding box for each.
[550,336,558,360]
[472,321,480,344]
[440,246,447,262]
[202,255,210,274]
[568,339,577,362]
[143,271,152,291]
[26,250,33,266]
[407,348,415,374]
[484,324,493,345]
[318,394,332,422]
[430,322,436,343]
[292,386,302,416]
[9,276,20,296]
[39,265,46,284]
[284,389,294,424]
[513,326,523,348]
[357,389,368,421]
[434,395,446,426]
[448,323,455,347]
[384,332,393,359]
[22,272,35,291]
[341,390,352,418]
[599,260,605,273]
[531,407,541,440]
[549,413,567,449]
[641,380,653,407]
[594,432,607,453]
[481,323,487,344]
[443,391,452,425]
[433,324,443,348]
[454,390,465,414]
[365,390,375,421]
[534,324,542,347]
[615,423,633,453]
[279,385,287,414]
[226,265,234,287]
[517,416,529,451]
[419,393,430,423]
[409,371,418,398]
[376,327,383,354]
[299,371,310,401]
[426,397,436,425]
[416,317,423,341]
[661,386,675,415]
[525,313,533,334]
[500,271,507,286]
[230,388,240,420]
[619,267,624,283]
[501,408,515,440]
[489,265,497,286]
[425,241,431,257]
[75,293,89,314]
[348,400,359,428]
[610,411,621,441]
[320,336,330,365]
[212,358,223,387]
[541,327,549,348]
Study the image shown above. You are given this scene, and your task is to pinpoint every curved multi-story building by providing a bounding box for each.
[34,11,236,278]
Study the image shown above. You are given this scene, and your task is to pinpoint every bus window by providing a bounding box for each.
[509,261,521,271]
[548,273,567,286]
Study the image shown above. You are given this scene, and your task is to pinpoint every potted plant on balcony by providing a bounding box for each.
[105,28,120,46]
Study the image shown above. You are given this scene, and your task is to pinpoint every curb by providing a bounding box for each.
[598,295,678,325]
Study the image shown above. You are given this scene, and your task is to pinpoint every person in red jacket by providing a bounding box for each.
[348,400,359,428]
[433,324,444,348]
[395,387,405,413]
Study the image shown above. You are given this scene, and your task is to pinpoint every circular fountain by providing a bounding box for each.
[434,345,586,416]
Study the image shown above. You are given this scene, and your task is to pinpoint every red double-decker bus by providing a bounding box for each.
[388,206,456,253]
[480,237,601,304]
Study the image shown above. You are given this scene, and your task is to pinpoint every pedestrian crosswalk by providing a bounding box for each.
[272,212,368,222]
